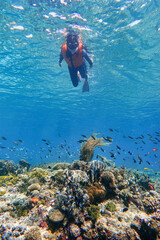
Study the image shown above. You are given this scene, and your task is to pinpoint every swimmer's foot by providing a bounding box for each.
[77,71,81,82]
[82,80,89,92]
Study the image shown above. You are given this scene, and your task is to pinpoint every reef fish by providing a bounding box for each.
[137,154,142,164]
[1,136,7,140]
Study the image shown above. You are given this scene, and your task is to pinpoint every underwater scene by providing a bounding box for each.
[0,0,160,239]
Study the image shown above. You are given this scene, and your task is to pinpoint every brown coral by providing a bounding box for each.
[85,183,106,204]
[80,134,110,162]
[101,171,117,193]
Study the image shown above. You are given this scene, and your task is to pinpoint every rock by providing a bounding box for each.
[24,227,42,240]
[19,159,31,171]
[0,187,6,196]
[126,229,141,240]
[28,177,39,185]
[71,160,88,171]
[28,183,41,192]
[101,171,117,192]
[142,196,160,213]
[69,224,81,238]
[52,162,71,170]
[95,217,108,231]
[31,190,40,197]
[11,194,28,206]
[81,220,93,239]
[65,169,89,184]
[0,160,17,176]
[48,208,65,223]
[131,216,160,240]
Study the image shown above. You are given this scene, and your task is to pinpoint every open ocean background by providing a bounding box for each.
[0,0,160,175]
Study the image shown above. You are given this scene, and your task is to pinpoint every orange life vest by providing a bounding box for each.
[61,41,83,68]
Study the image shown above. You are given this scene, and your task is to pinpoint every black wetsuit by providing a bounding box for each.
[59,48,93,87]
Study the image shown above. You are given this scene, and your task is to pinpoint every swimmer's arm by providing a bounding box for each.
[59,51,63,67]
[82,49,93,67]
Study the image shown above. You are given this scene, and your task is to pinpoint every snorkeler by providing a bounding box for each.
[59,32,93,92]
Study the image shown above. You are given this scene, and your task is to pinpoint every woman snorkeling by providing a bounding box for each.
[59,32,93,92]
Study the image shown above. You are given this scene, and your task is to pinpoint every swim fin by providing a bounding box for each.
[82,80,89,92]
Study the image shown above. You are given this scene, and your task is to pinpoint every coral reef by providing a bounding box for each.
[79,134,110,162]
[0,158,159,240]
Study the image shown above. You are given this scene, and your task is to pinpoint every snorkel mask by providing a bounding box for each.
[67,33,79,54]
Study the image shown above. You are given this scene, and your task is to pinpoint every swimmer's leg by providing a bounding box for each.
[68,66,79,87]
[78,63,89,92]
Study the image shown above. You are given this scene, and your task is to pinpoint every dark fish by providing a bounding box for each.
[91,135,96,140]
[123,207,128,212]
[45,142,49,145]
[128,136,133,139]
[78,140,86,143]
[48,166,51,169]
[109,128,113,132]
[149,138,154,142]
[99,147,105,152]
[137,154,142,164]
[42,139,47,142]
[0,146,6,149]
[116,145,121,150]
[128,151,132,155]
[136,136,142,140]
[133,158,136,163]
[109,152,115,158]
[117,151,120,155]
[147,134,152,137]
[103,136,113,142]
[81,134,87,138]
[142,140,146,144]
[146,160,150,165]
[1,136,7,140]
[18,139,24,143]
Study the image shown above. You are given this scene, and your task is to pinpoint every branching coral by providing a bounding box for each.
[80,134,110,162]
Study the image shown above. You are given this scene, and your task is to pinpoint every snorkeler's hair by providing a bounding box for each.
[66,32,79,44]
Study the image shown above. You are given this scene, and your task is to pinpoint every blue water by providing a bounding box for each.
[0,0,160,173]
